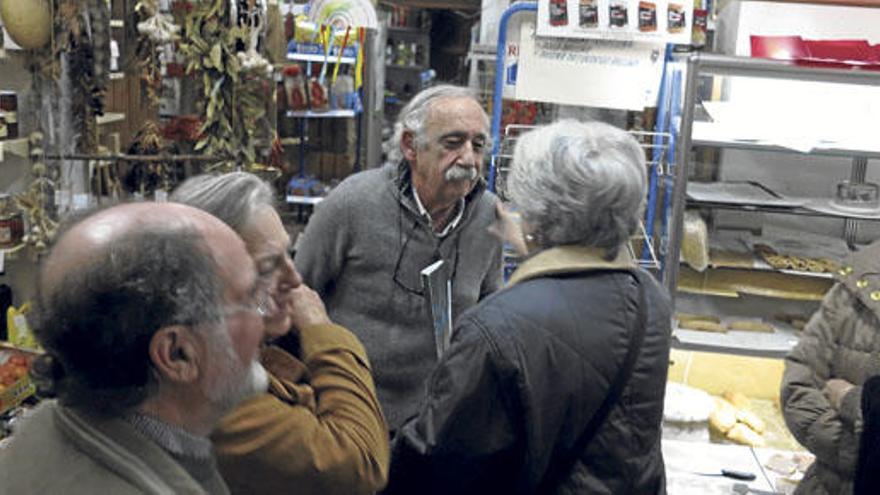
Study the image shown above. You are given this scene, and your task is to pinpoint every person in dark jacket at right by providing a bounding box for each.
[781,239,880,495]
[855,375,880,495]
[385,120,672,494]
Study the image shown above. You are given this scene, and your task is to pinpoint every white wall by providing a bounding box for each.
[710,0,880,244]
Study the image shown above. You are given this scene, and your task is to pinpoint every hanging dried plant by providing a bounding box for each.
[129,0,183,194]
[15,133,57,255]
[134,0,168,142]
[42,0,111,154]
[177,0,271,171]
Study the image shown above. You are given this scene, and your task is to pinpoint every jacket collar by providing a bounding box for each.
[52,402,213,494]
[508,245,636,286]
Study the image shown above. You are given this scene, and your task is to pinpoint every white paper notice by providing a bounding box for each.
[517,22,664,110]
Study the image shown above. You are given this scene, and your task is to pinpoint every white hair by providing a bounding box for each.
[508,120,646,256]
[170,172,276,234]
[386,85,490,164]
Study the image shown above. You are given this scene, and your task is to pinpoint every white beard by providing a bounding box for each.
[246,359,270,396]
[203,330,269,414]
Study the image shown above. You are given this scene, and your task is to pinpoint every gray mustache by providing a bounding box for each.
[445,165,478,182]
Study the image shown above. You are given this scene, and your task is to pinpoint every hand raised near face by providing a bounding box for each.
[488,201,528,256]
[287,284,332,331]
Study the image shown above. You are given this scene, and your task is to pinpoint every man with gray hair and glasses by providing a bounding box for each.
[295,85,504,432]
[0,202,269,494]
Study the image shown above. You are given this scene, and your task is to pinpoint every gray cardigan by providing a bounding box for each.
[295,162,503,429]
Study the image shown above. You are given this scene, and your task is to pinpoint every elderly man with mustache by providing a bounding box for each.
[294,85,503,433]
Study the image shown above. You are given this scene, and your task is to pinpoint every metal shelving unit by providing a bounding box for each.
[287,52,357,65]
[485,2,679,278]
[666,53,880,358]
[282,47,362,190]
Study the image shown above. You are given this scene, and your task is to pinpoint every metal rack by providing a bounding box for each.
[283,50,362,206]
[485,2,679,275]
[493,123,670,271]
[666,53,880,358]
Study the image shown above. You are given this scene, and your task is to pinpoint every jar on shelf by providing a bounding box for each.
[0,92,18,139]
[0,194,23,249]
[282,65,307,111]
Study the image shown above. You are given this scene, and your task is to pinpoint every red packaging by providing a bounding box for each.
[750,35,808,60]
[549,0,569,26]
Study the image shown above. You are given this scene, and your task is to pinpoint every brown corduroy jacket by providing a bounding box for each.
[211,323,390,495]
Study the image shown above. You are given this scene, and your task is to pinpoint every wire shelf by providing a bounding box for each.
[493,124,670,272]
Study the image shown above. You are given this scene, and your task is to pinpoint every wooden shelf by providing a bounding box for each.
[677,266,833,301]
[0,138,30,161]
[285,109,356,119]
[97,112,125,126]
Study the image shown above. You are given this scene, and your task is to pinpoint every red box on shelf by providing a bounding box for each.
[751,35,880,71]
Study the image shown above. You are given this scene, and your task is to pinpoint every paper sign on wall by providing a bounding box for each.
[516,22,664,110]
[537,0,694,45]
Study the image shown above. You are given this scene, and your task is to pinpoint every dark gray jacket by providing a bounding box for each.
[294,162,503,430]
[386,246,672,494]
[781,241,880,495]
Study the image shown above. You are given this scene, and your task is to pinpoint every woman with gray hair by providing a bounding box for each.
[386,120,672,494]
[170,172,389,495]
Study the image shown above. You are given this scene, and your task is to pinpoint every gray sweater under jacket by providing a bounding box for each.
[294,162,504,430]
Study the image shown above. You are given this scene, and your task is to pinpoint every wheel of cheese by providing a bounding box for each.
[0,0,52,50]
